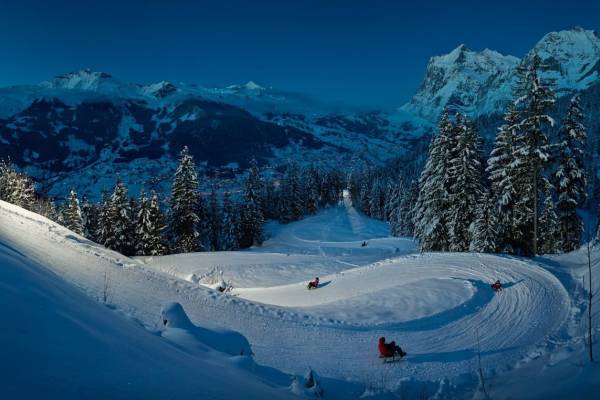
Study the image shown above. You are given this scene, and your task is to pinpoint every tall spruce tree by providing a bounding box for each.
[105,179,134,255]
[81,196,98,241]
[239,158,264,248]
[469,191,499,253]
[538,192,560,254]
[207,190,222,251]
[221,191,240,251]
[135,191,169,256]
[487,104,521,250]
[512,54,556,255]
[170,146,200,253]
[63,189,84,235]
[413,109,453,251]
[447,115,483,251]
[96,191,113,246]
[555,94,587,252]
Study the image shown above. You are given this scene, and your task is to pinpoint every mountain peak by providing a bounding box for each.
[42,69,116,91]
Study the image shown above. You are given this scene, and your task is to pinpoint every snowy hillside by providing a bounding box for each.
[1,198,599,398]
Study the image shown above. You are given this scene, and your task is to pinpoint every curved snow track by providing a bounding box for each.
[0,201,572,389]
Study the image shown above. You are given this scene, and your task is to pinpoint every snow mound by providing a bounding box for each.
[160,302,252,356]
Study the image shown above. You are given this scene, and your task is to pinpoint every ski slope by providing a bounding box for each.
[1,199,593,398]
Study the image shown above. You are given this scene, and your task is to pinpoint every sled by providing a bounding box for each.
[379,353,406,363]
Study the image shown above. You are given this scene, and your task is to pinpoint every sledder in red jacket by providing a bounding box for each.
[307,277,320,290]
[491,280,502,292]
[378,337,406,358]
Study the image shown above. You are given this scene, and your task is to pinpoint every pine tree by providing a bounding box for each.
[81,196,99,241]
[63,189,84,235]
[239,158,265,248]
[207,190,222,251]
[305,165,320,215]
[470,191,499,253]
[135,191,169,256]
[170,146,200,253]
[279,163,304,223]
[0,161,35,210]
[96,191,113,246]
[487,104,521,250]
[555,94,587,252]
[512,54,556,255]
[447,115,483,251]
[413,109,453,251]
[221,191,240,250]
[105,179,134,255]
[539,192,560,254]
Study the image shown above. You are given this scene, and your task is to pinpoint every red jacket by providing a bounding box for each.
[378,337,394,357]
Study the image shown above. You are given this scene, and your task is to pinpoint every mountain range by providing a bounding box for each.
[1,27,599,200]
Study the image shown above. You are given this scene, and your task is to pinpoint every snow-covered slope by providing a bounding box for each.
[1,198,599,397]
[0,212,300,399]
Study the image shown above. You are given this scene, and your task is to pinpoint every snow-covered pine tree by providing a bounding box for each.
[279,163,305,223]
[413,109,453,251]
[239,158,265,248]
[221,191,240,251]
[63,189,84,235]
[96,191,113,246]
[81,196,98,241]
[135,191,169,256]
[170,146,200,253]
[512,54,556,255]
[469,191,499,253]
[207,190,222,251]
[385,181,402,224]
[538,192,560,255]
[555,94,587,252]
[105,179,134,256]
[0,162,36,210]
[487,104,521,250]
[447,114,483,251]
[305,165,320,215]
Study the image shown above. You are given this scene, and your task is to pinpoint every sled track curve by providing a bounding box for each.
[235,252,571,384]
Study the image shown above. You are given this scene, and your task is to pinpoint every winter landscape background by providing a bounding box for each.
[2,1,600,399]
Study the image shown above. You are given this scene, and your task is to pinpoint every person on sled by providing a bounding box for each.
[491,280,503,292]
[378,336,406,358]
[307,277,320,290]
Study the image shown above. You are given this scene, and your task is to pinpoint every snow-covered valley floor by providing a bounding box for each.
[1,199,599,398]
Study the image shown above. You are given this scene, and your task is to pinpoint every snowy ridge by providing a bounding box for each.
[402,27,600,123]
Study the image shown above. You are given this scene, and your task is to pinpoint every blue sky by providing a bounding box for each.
[0,0,599,108]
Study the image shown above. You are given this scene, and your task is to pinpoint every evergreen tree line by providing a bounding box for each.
[351,55,589,256]
[1,148,345,257]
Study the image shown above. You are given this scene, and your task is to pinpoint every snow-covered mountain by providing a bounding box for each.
[401,45,519,119]
[403,27,600,123]
[1,27,600,200]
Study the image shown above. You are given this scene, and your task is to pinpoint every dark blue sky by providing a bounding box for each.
[1,0,599,108]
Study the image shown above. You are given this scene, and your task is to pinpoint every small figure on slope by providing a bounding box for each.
[307,277,320,290]
[378,336,406,360]
[361,241,368,247]
[491,280,503,292]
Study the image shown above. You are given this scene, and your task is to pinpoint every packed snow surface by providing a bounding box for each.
[2,198,598,398]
